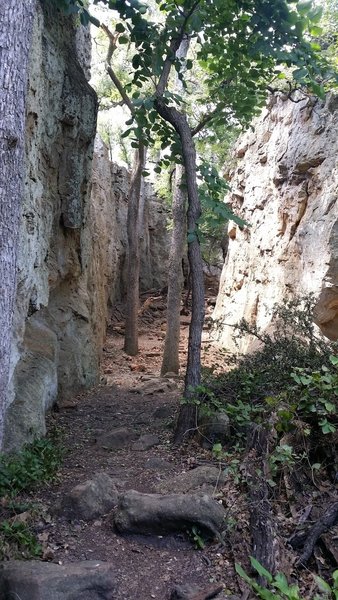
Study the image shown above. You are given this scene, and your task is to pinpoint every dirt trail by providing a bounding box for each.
[32,297,236,600]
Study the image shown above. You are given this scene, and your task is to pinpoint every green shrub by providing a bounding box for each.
[0,521,42,559]
[236,557,338,599]
[0,435,63,498]
[200,296,338,440]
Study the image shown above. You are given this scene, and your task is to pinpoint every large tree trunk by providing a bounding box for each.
[160,164,186,376]
[155,100,205,445]
[124,144,145,356]
[0,1,36,447]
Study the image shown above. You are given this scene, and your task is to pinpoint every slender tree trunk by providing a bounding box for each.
[124,144,145,356]
[160,37,189,377]
[161,165,186,375]
[155,100,205,444]
[0,1,36,447]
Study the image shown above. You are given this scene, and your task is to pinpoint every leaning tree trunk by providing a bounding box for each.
[0,1,36,447]
[124,144,146,356]
[155,100,205,444]
[160,164,186,376]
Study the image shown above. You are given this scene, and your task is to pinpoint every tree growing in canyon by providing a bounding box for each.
[0,1,36,448]
[56,0,332,443]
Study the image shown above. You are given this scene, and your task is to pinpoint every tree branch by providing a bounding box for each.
[101,23,134,114]
[156,0,201,96]
[191,107,219,137]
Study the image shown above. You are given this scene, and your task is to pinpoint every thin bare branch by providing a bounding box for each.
[101,23,134,114]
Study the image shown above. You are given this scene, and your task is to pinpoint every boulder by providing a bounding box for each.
[0,560,116,600]
[60,472,119,520]
[113,490,226,538]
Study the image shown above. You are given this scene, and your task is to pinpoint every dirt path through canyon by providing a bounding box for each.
[30,294,237,600]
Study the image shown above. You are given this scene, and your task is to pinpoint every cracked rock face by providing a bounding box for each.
[212,94,338,353]
[3,5,168,451]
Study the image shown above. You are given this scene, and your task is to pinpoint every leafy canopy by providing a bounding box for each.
[52,0,336,230]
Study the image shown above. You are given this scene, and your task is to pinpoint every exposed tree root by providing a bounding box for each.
[296,501,338,567]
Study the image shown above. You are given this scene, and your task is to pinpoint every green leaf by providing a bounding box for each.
[88,14,100,27]
[80,10,90,25]
[310,25,322,37]
[115,22,126,33]
[118,36,129,44]
[250,557,273,583]
[235,563,252,585]
[293,67,308,81]
[315,575,332,593]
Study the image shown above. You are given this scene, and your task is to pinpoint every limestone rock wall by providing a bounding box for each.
[4,3,169,451]
[212,94,338,353]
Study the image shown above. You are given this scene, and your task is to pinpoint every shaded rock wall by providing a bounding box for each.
[4,3,169,451]
[212,94,338,353]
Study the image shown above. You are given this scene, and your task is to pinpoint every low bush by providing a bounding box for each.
[0,435,63,499]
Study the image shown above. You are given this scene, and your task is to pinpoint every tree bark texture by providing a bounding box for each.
[246,425,278,580]
[160,37,189,377]
[154,100,205,444]
[160,164,186,376]
[0,1,36,447]
[124,144,145,356]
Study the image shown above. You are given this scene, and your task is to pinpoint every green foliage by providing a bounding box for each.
[0,436,63,499]
[268,443,298,478]
[50,0,99,26]
[217,294,337,406]
[315,570,338,600]
[290,356,338,435]
[0,521,42,559]
[181,383,224,416]
[57,0,338,258]
[196,295,338,462]
[236,558,338,600]
[236,557,302,600]
[317,0,338,71]
[188,525,206,550]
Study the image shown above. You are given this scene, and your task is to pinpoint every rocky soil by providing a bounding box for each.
[1,293,337,600]
[1,295,238,600]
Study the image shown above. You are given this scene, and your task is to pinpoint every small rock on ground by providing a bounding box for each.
[156,465,227,494]
[198,412,231,448]
[145,456,172,471]
[132,433,160,451]
[60,472,119,520]
[0,560,116,600]
[131,379,177,395]
[96,427,138,449]
[152,405,173,420]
